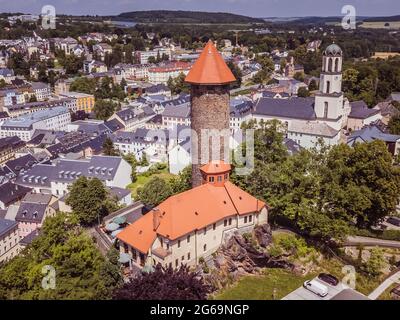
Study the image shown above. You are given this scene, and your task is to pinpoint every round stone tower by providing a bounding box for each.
[185,41,236,187]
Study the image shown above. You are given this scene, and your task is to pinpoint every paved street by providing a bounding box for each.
[344,236,400,248]
[368,270,400,300]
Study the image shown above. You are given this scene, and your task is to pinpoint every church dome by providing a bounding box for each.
[324,43,342,56]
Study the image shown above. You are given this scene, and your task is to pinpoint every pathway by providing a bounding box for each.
[368,270,400,300]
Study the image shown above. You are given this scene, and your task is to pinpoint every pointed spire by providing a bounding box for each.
[185,40,236,85]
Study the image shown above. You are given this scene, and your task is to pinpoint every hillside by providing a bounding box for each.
[117,10,265,24]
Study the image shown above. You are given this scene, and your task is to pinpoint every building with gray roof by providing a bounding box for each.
[15,155,131,197]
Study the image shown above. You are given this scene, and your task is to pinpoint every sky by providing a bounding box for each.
[0,0,399,18]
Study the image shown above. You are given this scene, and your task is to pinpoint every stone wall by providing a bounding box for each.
[190,84,231,187]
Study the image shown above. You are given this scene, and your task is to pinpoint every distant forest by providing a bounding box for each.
[117,10,265,24]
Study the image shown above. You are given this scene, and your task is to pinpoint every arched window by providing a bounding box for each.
[335,58,339,72]
[328,58,333,72]
[324,102,329,118]
[326,81,331,94]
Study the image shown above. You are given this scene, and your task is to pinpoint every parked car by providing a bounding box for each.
[303,280,328,297]
[387,217,400,227]
[318,273,339,286]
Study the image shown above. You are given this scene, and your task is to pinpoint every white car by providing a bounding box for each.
[303,280,329,297]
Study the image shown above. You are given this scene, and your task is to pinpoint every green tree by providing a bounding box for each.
[169,166,192,194]
[364,247,385,276]
[102,137,119,156]
[297,87,310,97]
[70,77,97,94]
[94,99,118,120]
[388,115,400,135]
[227,61,242,88]
[66,177,112,226]
[0,213,122,299]
[137,176,172,207]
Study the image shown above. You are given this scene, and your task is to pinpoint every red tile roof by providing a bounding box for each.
[185,40,236,85]
[200,160,231,175]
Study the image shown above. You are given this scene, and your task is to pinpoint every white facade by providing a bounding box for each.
[0,106,71,141]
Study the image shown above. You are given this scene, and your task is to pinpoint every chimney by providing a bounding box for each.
[152,208,161,231]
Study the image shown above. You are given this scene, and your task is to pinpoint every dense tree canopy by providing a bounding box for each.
[66,177,119,226]
[0,214,122,299]
[113,264,211,300]
[232,120,400,241]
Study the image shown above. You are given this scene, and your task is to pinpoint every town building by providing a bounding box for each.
[60,92,95,113]
[148,61,192,85]
[0,136,25,164]
[136,48,172,64]
[15,192,57,238]
[31,82,51,101]
[117,161,268,269]
[0,218,20,262]
[109,106,156,132]
[15,155,132,196]
[347,101,382,131]
[0,106,71,141]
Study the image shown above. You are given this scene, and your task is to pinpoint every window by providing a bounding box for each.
[178,240,181,248]
[203,244,207,252]
[209,176,214,182]
[326,81,330,94]
[213,223,216,230]
[217,175,222,182]
[204,227,207,235]
[224,219,227,227]
[187,252,191,260]
[229,218,232,225]
[182,255,184,261]
[324,102,329,118]
[187,235,190,243]
[175,259,179,267]
[249,215,252,223]
[244,216,248,223]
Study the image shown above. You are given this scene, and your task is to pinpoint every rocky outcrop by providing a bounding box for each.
[254,224,273,248]
[203,224,296,289]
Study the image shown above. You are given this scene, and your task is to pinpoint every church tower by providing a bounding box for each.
[314,43,347,130]
[185,41,236,187]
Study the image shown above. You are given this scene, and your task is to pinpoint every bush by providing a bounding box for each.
[268,245,283,258]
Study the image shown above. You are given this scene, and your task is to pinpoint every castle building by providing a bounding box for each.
[185,41,236,187]
[117,161,268,269]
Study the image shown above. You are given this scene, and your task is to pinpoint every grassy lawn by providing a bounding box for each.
[126,168,175,198]
[215,268,313,300]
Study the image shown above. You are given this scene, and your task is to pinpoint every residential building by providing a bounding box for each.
[109,106,156,131]
[60,92,95,113]
[347,125,400,156]
[0,68,15,84]
[136,48,172,64]
[31,82,51,101]
[0,136,25,164]
[0,218,20,262]
[15,192,57,238]
[148,61,192,85]
[54,78,73,96]
[15,155,132,196]
[117,161,268,269]
[287,120,341,149]
[0,182,32,210]
[347,101,382,131]
[111,128,169,162]
[0,106,71,141]
[83,60,108,74]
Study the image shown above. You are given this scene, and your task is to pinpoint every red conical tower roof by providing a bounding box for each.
[185,40,236,85]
